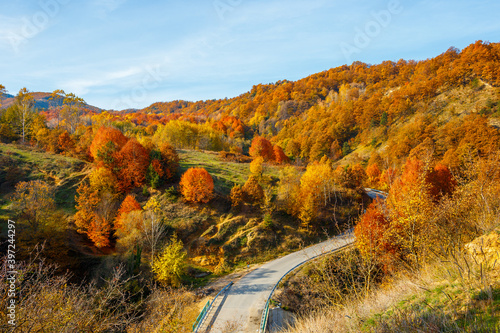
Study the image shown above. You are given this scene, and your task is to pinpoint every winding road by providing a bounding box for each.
[207,233,354,332]
[202,189,386,332]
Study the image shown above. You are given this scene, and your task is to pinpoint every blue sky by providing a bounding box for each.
[1,0,499,110]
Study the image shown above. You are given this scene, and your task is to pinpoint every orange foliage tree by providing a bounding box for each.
[89,127,128,167]
[179,168,214,203]
[249,136,274,161]
[385,158,435,267]
[74,183,113,248]
[159,143,180,180]
[273,145,289,164]
[242,175,264,205]
[114,195,142,231]
[366,163,381,187]
[147,143,179,188]
[116,139,150,192]
[57,131,74,154]
[354,201,395,270]
[230,184,245,208]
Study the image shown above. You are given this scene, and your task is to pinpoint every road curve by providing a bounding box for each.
[208,233,354,332]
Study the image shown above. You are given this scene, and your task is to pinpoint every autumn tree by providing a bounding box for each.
[386,158,435,267]
[89,167,119,196]
[249,136,274,161]
[273,145,289,164]
[179,168,214,203]
[426,163,456,200]
[15,88,35,144]
[295,159,336,228]
[57,131,74,154]
[74,183,110,248]
[0,84,5,101]
[74,177,119,248]
[115,195,142,231]
[147,143,180,188]
[115,210,144,252]
[116,138,150,192]
[277,166,301,215]
[151,235,187,287]
[249,156,264,178]
[230,184,245,209]
[12,180,55,231]
[366,163,382,187]
[354,201,395,271]
[348,164,368,190]
[60,92,85,134]
[330,140,342,161]
[300,160,335,208]
[299,193,316,230]
[159,143,179,180]
[143,197,167,261]
[74,126,95,161]
[242,175,264,205]
[89,126,128,166]
[379,167,397,191]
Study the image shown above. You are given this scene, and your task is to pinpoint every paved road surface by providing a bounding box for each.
[208,233,354,332]
[364,188,388,200]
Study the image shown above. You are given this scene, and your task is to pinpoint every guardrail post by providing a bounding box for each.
[192,281,234,332]
[258,234,354,332]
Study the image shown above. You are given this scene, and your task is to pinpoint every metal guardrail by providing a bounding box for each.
[259,232,354,333]
[192,301,210,332]
[192,281,234,332]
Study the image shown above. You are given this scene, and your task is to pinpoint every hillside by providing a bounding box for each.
[1,40,500,332]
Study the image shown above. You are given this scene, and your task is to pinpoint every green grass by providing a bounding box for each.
[178,149,280,195]
[0,143,86,180]
[0,143,89,214]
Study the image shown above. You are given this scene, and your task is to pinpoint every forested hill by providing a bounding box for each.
[135,40,500,166]
[2,40,500,169]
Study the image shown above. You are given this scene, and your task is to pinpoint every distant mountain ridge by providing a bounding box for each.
[0,91,102,113]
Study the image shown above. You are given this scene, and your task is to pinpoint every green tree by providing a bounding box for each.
[380,111,388,126]
[151,235,187,287]
[342,141,351,156]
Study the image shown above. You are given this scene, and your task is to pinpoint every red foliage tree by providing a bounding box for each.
[179,168,214,203]
[426,163,456,200]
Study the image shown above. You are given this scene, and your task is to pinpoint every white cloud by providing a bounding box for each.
[61,66,146,95]
[91,0,127,18]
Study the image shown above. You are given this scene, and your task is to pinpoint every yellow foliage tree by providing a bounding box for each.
[89,167,119,195]
[277,166,301,215]
[386,158,435,267]
[249,156,264,178]
[12,180,55,231]
[151,235,187,287]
